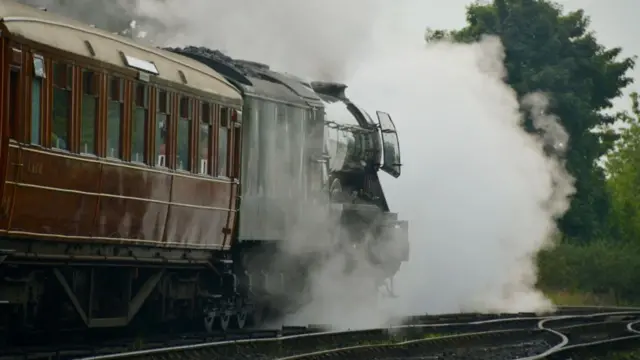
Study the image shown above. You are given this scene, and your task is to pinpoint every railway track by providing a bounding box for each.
[0,326,320,360]
[4,306,640,360]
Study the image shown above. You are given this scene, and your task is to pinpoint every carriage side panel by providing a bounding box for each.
[0,3,244,250]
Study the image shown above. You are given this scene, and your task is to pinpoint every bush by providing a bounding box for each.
[537,239,640,304]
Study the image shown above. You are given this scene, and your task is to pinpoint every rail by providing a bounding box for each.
[521,318,640,359]
[69,306,640,360]
[269,314,640,360]
[0,327,317,360]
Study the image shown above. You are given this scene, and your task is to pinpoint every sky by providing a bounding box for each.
[401,0,638,111]
[19,0,638,109]
[563,0,638,110]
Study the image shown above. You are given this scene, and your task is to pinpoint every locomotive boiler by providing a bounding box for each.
[0,0,408,341]
[312,82,408,287]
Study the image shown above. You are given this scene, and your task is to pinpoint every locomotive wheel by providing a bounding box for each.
[204,312,216,333]
[234,311,248,329]
[203,311,231,332]
[218,314,231,331]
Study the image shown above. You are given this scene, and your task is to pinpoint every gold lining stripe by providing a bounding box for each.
[0,229,226,249]
[7,181,234,212]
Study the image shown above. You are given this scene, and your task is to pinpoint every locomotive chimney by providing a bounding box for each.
[310,81,348,99]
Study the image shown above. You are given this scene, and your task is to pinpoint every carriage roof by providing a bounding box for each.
[166,46,325,108]
[0,0,242,105]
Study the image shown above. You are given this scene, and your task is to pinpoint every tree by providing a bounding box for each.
[604,92,640,242]
[428,0,636,242]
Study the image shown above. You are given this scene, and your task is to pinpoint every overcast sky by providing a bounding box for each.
[562,0,638,111]
[21,0,636,111]
[406,0,638,111]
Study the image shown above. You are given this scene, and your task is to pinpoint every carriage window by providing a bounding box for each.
[218,107,229,177]
[155,90,169,167]
[199,102,212,175]
[232,122,241,179]
[131,83,148,163]
[52,62,72,150]
[176,96,192,171]
[80,70,98,154]
[107,76,124,158]
[31,77,41,144]
[30,55,45,145]
[8,70,19,140]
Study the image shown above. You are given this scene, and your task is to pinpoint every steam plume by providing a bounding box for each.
[347,33,575,315]
[20,0,576,328]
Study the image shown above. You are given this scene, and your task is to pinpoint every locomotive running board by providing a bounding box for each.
[0,250,15,304]
[0,248,15,267]
[331,203,384,221]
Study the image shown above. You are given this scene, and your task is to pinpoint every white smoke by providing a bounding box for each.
[126,0,387,82]
[347,33,575,315]
[24,0,576,327]
[16,0,138,32]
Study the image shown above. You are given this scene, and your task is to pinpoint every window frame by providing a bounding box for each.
[105,75,125,160]
[154,87,172,169]
[28,52,46,147]
[78,67,101,156]
[196,101,216,177]
[175,94,194,172]
[130,81,150,164]
[7,44,24,143]
[50,60,74,152]
[217,106,232,179]
[231,111,242,180]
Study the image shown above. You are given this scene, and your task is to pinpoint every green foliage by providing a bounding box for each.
[603,92,640,243]
[429,0,636,242]
[537,240,640,303]
[536,94,640,305]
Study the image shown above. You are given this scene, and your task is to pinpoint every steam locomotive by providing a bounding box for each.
[0,0,408,338]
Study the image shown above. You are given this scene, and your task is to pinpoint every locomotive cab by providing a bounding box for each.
[375,111,402,179]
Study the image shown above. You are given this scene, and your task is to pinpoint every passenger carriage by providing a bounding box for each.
[0,0,244,334]
[0,0,409,339]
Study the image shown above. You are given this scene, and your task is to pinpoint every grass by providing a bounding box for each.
[544,290,640,307]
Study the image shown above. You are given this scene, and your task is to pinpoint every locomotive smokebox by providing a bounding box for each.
[311,81,347,100]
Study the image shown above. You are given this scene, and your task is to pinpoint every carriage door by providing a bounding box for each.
[8,70,18,140]
[375,111,402,178]
[0,45,22,226]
